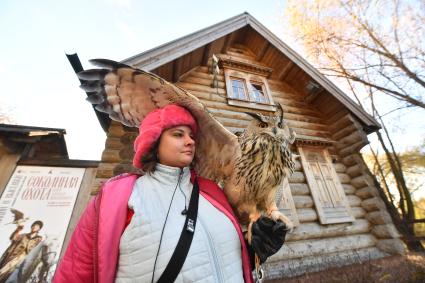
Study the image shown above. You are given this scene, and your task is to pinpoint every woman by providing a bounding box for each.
[54,105,284,283]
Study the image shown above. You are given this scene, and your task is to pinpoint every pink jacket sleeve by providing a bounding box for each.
[53,195,98,283]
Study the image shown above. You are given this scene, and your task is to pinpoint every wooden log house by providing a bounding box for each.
[83,13,405,280]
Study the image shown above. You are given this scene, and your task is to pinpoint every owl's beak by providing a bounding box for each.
[272,127,277,135]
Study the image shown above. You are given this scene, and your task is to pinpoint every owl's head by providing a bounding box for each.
[244,104,296,144]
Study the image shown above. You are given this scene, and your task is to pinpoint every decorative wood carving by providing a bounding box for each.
[218,55,273,77]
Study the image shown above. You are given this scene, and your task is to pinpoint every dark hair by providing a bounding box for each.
[31,220,43,229]
[140,140,160,174]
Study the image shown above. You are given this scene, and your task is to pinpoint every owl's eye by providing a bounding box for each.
[277,122,283,128]
[259,122,268,128]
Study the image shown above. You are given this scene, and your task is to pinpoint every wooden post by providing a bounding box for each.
[0,154,20,195]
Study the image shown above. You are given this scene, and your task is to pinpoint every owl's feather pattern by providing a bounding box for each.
[230,112,296,225]
[78,59,296,233]
[237,135,294,201]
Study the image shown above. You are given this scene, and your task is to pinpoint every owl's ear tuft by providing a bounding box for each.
[244,112,264,122]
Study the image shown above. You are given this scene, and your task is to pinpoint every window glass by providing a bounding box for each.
[250,82,268,103]
[231,78,247,100]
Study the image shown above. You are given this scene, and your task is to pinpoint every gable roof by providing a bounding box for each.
[122,12,380,133]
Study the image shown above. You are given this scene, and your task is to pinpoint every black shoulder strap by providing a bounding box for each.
[157,178,199,283]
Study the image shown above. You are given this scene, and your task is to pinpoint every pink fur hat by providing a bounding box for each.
[133,105,197,168]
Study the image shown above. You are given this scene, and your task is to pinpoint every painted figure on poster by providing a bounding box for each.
[6,235,59,283]
[0,213,44,283]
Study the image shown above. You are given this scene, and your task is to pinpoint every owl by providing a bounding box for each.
[78,59,296,240]
[229,111,296,238]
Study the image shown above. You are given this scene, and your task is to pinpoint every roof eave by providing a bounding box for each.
[0,123,67,134]
[0,123,69,157]
[121,12,250,70]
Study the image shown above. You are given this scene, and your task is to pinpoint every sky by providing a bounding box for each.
[0,0,423,163]
[0,0,286,160]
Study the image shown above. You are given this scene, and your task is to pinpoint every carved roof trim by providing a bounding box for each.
[218,55,273,77]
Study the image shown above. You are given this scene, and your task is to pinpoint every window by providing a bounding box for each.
[223,70,275,111]
[230,78,248,100]
[220,56,275,111]
[229,78,269,104]
[299,147,354,224]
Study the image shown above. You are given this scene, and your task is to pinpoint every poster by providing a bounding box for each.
[0,166,85,283]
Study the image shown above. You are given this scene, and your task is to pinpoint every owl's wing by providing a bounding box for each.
[78,59,239,182]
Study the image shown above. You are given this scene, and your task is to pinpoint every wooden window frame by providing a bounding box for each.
[299,146,355,225]
[224,68,276,112]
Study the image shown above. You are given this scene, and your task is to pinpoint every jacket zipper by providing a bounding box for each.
[93,188,103,283]
[198,216,224,282]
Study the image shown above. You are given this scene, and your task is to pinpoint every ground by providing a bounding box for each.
[266,252,425,283]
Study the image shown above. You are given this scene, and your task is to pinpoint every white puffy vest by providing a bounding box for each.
[115,164,244,283]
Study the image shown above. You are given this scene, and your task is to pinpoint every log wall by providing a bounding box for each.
[90,44,404,280]
[325,109,405,255]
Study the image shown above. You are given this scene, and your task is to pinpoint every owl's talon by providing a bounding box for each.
[247,221,254,244]
[270,210,294,233]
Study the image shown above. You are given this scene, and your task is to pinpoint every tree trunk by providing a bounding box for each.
[369,146,394,204]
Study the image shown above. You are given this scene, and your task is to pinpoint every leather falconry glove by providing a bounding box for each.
[250,216,289,264]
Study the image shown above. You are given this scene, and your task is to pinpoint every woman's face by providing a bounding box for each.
[158,125,195,168]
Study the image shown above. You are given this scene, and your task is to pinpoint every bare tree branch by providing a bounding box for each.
[283,0,425,250]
